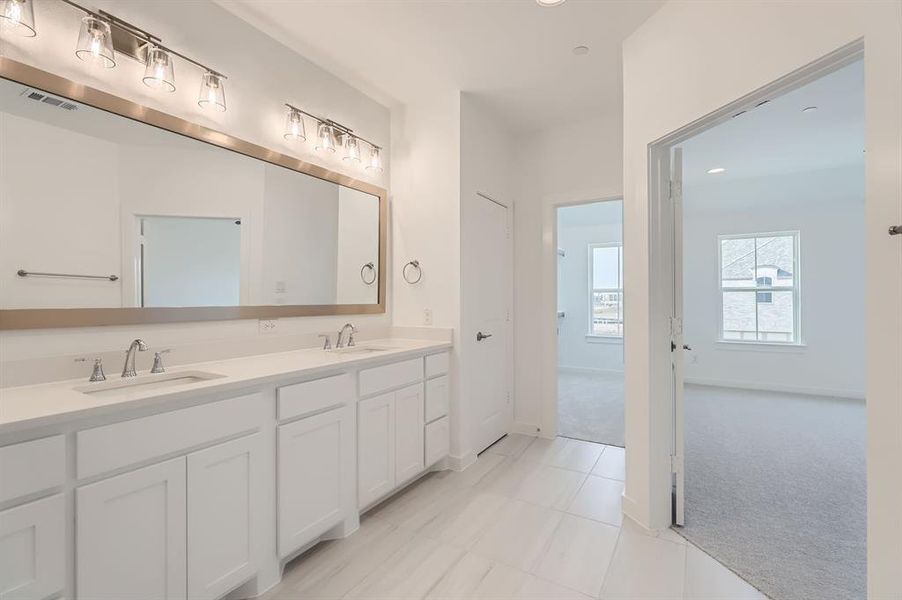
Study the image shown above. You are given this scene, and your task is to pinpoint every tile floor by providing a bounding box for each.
[264,434,767,600]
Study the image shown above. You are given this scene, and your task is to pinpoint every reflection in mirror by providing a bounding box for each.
[0,77,381,312]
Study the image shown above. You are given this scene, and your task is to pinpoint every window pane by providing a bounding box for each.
[756,235,794,288]
[592,246,619,289]
[722,291,756,340]
[618,246,624,288]
[721,238,755,287]
[592,291,622,336]
[757,290,794,342]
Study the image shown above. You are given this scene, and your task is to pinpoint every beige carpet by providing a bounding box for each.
[556,369,624,447]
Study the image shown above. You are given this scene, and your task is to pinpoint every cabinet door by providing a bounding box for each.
[77,457,187,600]
[0,494,65,600]
[357,393,395,508]
[278,406,351,557]
[394,383,425,486]
[187,434,261,600]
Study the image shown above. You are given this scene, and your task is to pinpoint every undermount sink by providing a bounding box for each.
[330,345,393,355]
[74,370,226,398]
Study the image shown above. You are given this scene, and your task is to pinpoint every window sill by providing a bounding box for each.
[585,334,623,344]
[715,340,807,353]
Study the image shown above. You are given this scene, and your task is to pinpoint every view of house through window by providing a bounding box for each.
[719,232,799,343]
[590,243,623,337]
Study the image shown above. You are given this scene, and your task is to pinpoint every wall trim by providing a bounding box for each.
[684,377,865,401]
[510,421,543,437]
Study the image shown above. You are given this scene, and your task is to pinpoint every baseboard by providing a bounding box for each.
[684,377,865,400]
[558,365,624,376]
[621,492,643,526]
[446,451,477,471]
[510,421,542,436]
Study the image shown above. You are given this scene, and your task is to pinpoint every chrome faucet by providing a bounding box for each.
[336,323,357,348]
[121,338,148,378]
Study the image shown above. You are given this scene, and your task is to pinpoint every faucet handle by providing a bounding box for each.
[77,356,107,382]
[319,334,332,351]
[151,349,170,374]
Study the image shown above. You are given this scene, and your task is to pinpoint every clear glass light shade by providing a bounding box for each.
[343,136,361,163]
[142,47,176,92]
[75,16,115,68]
[198,72,226,112]
[284,108,306,141]
[0,0,36,37]
[315,123,336,152]
[366,147,383,173]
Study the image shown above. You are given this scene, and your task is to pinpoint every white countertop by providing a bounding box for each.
[0,338,451,436]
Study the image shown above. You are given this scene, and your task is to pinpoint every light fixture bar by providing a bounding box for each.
[59,0,226,78]
[284,103,381,150]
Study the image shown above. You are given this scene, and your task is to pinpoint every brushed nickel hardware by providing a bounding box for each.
[17,269,118,281]
[360,262,376,285]
[150,349,170,374]
[336,323,358,349]
[890,225,901,236]
[121,339,148,378]
[319,334,333,350]
[476,331,493,342]
[403,260,422,284]
[76,356,107,382]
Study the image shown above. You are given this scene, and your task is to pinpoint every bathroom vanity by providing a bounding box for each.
[0,339,451,600]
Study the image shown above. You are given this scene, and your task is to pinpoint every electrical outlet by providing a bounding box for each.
[275,280,287,294]
[423,308,433,326]
[259,319,278,334]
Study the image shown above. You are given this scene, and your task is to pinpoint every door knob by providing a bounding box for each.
[476,331,493,342]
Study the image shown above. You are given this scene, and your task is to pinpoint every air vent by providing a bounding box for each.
[20,88,79,111]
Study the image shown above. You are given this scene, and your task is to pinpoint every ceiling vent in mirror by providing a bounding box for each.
[21,88,79,111]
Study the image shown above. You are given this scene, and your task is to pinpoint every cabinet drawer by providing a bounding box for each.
[425,376,449,423]
[359,358,423,397]
[0,494,65,600]
[425,417,450,467]
[77,393,261,480]
[278,373,353,421]
[0,435,65,503]
[425,352,450,378]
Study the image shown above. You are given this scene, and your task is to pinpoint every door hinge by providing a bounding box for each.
[671,454,684,475]
[670,316,682,337]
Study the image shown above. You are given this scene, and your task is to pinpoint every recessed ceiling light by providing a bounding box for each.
[707,167,727,174]
[536,0,565,5]
[802,106,818,113]
[572,45,589,56]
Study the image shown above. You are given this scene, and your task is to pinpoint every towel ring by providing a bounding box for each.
[402,260,422,284]
[360,262,376,285]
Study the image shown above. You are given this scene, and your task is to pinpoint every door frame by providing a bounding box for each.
[538,192,624,439]
[646,41,867,529]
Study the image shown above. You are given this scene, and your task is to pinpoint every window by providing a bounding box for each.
[719,232,799,343]
[589,243,623,337]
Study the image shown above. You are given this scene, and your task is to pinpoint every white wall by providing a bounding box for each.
[512,113,624,434]
[683,165,865,398]
[0,0,392,363]
[621,2,901,595]
[557,202,623,374]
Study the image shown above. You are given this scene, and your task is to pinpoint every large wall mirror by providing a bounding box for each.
[0,60,386,330]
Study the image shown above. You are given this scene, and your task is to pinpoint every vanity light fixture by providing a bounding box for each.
[284,105,307,141]
[75,15,115,68]
[316,122,337,153]
[142,46,176,92]
[536,0,566,6]
[343,135,361,163]
[198,71,226,112]
[0,0,36,36]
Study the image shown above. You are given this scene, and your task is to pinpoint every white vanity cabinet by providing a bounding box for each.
[76,457,188,600]
[0,494,65,600]
[394,384,425,485]
[357,392,396,508]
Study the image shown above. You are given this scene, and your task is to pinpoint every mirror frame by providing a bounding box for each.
[0,58,387,330]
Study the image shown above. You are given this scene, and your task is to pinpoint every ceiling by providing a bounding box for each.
[558,199,622,228]
[681,59,864,186]
[215,0,663,133]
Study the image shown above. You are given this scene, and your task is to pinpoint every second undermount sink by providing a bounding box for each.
[74,370,226,398]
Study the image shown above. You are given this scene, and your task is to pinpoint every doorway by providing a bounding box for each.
[667,56,866,600]
[555,200,624,446]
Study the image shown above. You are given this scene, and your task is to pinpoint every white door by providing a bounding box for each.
[670,148,686,526]
[471,193,513,454]
[358,393,395,508]
[278,406,350,557]
[187,434,261,600]
[0,495,65,600]
[77,458,187,600]
[394,383,425,485]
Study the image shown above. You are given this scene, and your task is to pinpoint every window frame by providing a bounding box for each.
[587,242,624,339]
[717,231,801,345]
